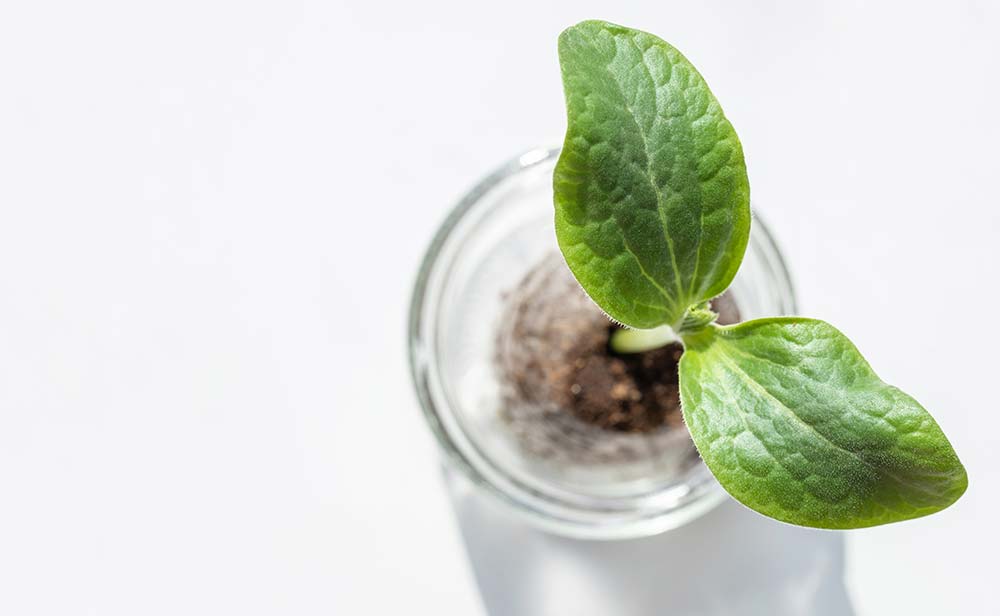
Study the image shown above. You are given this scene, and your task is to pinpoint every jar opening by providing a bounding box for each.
[408,147,796,539]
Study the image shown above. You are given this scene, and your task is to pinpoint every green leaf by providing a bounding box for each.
[554,20,750,329]
[679,318,967,529]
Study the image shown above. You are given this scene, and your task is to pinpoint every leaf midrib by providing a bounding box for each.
[709,348,948,501]
[600,35,687,310]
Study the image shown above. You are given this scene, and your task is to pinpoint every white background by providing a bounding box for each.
[0,1,997,614]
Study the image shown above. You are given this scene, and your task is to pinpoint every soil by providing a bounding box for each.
[494,254,740,463]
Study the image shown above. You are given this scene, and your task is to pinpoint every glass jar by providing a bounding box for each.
[408,147,797,539]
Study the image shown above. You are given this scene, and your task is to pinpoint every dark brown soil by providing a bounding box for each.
[495,254,740,441]
[559,334,687,432]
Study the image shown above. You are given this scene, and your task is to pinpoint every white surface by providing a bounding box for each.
[0,1,996,614]
[448,469,853,616]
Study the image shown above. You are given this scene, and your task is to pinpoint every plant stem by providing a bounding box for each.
[609,324,680,354]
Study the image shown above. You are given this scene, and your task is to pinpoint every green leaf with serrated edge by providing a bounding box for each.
[554,20,750,329]
[679,318,967,529]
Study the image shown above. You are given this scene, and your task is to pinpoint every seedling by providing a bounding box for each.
[553,20,966,528]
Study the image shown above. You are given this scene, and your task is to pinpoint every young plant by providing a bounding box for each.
[553,20,966,528]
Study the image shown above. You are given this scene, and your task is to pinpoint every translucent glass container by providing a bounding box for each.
[408,147,797,539]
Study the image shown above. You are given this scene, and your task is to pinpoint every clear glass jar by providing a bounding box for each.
[408,147,797,539]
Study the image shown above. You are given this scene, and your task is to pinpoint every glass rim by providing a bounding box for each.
[408,146,798,539]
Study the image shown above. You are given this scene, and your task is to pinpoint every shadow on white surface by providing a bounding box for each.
[446,469,854,616]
